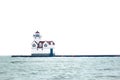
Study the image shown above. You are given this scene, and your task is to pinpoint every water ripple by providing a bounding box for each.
[0,57,120,80]
[95,75,120,78]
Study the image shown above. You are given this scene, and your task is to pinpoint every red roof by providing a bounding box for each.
[39,41,55,45]
[38,41,55,48]
[36,31,39,33]
[46,41,55,45]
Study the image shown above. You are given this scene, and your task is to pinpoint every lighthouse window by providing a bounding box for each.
[36,34,40,37]
[51,42,53,45]
[32,44,36,47]
[44,44,47,47]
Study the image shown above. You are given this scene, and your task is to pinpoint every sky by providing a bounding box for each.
[0,0,120,55]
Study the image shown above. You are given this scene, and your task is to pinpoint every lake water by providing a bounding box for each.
[0,56,120,80]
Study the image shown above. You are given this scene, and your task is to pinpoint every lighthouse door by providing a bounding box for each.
[50,48,54,56]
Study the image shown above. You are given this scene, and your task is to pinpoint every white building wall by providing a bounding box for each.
[34,37,40,43]
[42,49,50,53]
[49,45,55,48]
[32,41,55,54]
[31,49,38,53]
[32,48,51,54]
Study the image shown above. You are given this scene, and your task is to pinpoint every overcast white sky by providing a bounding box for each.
[0,0,120,55]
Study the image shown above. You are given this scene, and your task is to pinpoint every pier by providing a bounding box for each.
[11,55,120,57]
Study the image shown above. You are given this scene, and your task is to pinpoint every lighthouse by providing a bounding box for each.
[31,31,55,57]
[11,31,120,57]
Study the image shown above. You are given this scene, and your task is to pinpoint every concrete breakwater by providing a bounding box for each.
[11,55,120,57]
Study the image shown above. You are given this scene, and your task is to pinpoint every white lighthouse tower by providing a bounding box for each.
[33,31,41,43]
[31,31,55,57]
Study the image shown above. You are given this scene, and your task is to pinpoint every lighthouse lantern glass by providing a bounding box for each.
[36,34,40,37]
